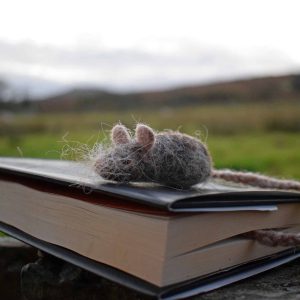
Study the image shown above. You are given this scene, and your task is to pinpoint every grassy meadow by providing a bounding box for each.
[1,102,300,179]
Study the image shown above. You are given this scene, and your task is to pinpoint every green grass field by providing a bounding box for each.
[1,102,300,135]
[1,102,300,179]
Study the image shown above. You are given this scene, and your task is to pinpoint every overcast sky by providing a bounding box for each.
[0,0,300,97]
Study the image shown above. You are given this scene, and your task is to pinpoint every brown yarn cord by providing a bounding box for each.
[245,230,300,247]
[211,169,300,247]
[212,169,300,191]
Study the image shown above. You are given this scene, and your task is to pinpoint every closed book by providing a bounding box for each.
[0,157,300,299]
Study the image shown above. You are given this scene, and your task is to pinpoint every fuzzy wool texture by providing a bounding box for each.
[94,124,212,189]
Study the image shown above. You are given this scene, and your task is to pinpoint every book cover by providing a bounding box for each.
[0,157,299,212]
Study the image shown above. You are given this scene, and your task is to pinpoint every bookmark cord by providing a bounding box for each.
[212,169,300,247]
[245,230,300,247]
[211,169,300,191]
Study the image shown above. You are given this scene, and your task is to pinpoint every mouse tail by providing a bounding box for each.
[211,169,300,191]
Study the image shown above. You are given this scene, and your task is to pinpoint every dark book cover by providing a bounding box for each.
[0,157,299,212]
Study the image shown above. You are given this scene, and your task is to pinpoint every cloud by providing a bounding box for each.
[0,39,299,97]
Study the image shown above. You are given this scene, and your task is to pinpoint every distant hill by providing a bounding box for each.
[4,74,300,112]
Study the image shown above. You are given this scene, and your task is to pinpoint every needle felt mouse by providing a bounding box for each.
[94,123,300,248]
[94,123,300,191]
[94,123,212,189]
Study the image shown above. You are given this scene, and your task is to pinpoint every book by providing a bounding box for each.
[0,157,300,299]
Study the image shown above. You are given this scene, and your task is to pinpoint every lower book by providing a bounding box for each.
[0,221,299,300]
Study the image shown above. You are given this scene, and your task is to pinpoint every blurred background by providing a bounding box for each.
[0,0,300,179]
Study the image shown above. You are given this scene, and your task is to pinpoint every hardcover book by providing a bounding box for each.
[0,157,300,299]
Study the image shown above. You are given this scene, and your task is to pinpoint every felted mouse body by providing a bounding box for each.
[94,124,212,188]
[95,123,300,191]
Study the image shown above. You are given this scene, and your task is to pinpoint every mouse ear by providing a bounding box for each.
[135,124,155,151]
[111,124,131,145]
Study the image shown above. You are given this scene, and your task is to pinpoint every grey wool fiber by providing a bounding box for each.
[93,123,300,248]
[94,123,212,189]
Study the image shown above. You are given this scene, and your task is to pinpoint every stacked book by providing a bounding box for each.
[0,157,300,299]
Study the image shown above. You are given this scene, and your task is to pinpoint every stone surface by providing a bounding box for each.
[21,251,150,300]
[2,238,300,300]
[0,237,37,300]
[196,258,300,300]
